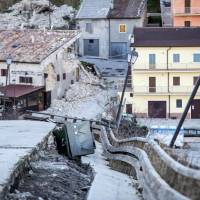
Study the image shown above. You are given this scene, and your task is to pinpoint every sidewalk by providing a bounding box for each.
[82,142,142,200]
[0,120,55,196]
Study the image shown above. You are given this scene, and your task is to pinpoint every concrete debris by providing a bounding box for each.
[46,71,117,120]
[0,0,76,29]
[6,143,93,200]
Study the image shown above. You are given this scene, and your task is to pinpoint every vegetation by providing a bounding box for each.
[147,0,161,13]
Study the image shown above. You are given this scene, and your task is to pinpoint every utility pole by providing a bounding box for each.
[49,0,51,29]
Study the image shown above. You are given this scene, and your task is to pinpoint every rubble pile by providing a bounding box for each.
[6,143,93,200]
[0,0,76,29]
[47,71,116,120]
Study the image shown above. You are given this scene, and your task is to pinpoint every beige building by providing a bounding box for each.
[125,27,200,119]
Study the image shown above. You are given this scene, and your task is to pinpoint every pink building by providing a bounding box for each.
[172,0,200,27]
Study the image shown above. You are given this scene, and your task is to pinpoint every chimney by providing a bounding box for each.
[110,0,114,9]
[31,35,35,43]
[20,23,24,30]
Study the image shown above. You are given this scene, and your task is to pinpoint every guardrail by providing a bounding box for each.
[96,126,200,200]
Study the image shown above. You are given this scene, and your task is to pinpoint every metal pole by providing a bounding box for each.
[170,75,200,147]
[116,51,137,127]
[49,0,51,29]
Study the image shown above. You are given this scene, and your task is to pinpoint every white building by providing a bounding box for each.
[0,29,81,110]
[76,0,147,60]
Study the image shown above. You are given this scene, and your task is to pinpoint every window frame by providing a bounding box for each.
[173,76,180,86]
[149,53,156,68]
[176,99,182,108]
[173,53,180,63]
[85,23,93,33]
[193,53,200,63]
[57,74,60,82]
[19,76,33,84]
[193,76,199,85]
[1,69,7,76]
[63,73,66,80]
[119,24,126,33]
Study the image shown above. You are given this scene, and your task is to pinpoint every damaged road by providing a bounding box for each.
[6,143,93,200]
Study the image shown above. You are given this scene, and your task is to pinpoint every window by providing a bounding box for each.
[86,23,93,33]
[184,21,191,27]
[149,77,156,93]
[57,75,60,81]
[71,80,74,84]
[44,73,48,79]
[193,53,200,62]
[110,42,127,59]
[63,73,66,80]
[119,24,126,33]
[126,104,132,114]
[193,76,199,85]
[173,77,180,86]
[130,93,133,97]
[173,54,180,63]
[67,47,72,53]
[19,76,33,84]
[176,99,182,108]
[149,54,156,68]
[1,69,7,76]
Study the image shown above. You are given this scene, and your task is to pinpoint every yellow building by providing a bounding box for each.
[125,27,200,119]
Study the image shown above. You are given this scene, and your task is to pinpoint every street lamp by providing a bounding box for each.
[116,48,138,127]
[6,55,12,86]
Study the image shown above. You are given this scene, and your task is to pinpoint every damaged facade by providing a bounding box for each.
[76,0,147,59]
[0,29,81,112]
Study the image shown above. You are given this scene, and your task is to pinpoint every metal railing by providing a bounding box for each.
[133,86,200,94]
[134,62,200,70]
[173,7,200,15]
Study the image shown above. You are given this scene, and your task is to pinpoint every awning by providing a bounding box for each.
[0,85,44,98]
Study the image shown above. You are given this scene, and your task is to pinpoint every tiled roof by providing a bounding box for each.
[76,0,112,19]
[133,27,200,47]
[0,30,80,63]
[109,0,146,19]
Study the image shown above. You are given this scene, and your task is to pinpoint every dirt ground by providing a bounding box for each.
[6,143,93,200]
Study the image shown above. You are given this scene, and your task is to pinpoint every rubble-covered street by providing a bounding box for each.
[6,142,93,200]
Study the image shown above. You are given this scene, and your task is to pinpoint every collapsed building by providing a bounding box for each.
[0,0,76,29]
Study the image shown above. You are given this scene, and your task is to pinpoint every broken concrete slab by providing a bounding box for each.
[0,120,55,198]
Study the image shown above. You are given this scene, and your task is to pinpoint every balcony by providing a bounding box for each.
[133,86,200,95]
[173,7,200,16]
[133,62,200,71]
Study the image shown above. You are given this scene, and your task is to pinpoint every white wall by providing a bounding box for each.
[78,19,109,59]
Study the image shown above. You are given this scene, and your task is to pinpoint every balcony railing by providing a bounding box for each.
[173,7,200,15]
[134,62,200,71]
[133,86,200,94]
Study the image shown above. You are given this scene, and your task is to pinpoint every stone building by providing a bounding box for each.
[0,29,81,112]
[76,0,147,60]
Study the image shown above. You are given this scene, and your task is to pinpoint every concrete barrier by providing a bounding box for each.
[98,126,194,200]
